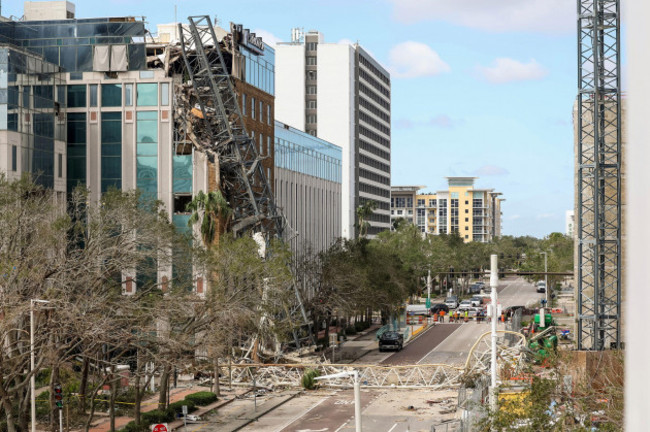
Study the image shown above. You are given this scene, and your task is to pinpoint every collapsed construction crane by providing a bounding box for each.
[576,0,622,350]
[175,16,312,351]
[176,16,283,239]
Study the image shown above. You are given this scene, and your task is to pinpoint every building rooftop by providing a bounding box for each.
[391,186,425,193]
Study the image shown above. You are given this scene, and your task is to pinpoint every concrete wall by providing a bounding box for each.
[275,44,306,131]
[317,44,355,239]
[275,166,341,256]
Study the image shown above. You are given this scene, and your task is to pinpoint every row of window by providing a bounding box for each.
[359,154,390,174]
[241,94,272,125]
[358,83,390,111]
[358,68,390,98]
[359,125,390,149]
[65,82,169,108]
[306,56,317,65]
[359,95,390,123]
[359,111,390,136]
[307,85,317,95]
[361,197,389,211]
[359,54,390,86]
[391,197,413,208]
[306,42,318,51]
[359,181,390,198]
[359,168,390,186]
[359,138,390,160]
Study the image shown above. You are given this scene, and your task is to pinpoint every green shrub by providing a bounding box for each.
[301,369,320,390]
[345,327,357,336]
[184,391,217,406]
[120,421,149,432]
[141,409,173,425]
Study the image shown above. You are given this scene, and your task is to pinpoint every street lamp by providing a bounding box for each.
[540,252,548,305]
[31,299,51,432]
[315,371,361,432]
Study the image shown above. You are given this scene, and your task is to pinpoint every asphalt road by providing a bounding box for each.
[419,277,542,365]
[380,324,462,365]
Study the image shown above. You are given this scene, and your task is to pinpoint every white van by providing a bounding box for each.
[536,280,546,293]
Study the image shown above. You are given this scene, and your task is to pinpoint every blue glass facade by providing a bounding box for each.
[274,121,342,183]
[0,18,146,72]
[136,111,158,199]
[241,44,275,95]
[0,47,63,188]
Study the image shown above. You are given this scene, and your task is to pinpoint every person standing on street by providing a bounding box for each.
[439,310,445,323]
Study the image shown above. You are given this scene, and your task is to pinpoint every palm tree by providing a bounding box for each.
[187,190,232,247]
[356,200,378,238]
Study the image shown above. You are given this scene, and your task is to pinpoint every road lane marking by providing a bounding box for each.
[275,396,330,432]
[417,325,463,364]
[387,423,398,432]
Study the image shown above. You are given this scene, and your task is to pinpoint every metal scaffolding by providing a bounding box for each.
[577,0,622,350]
[177,16,284,239]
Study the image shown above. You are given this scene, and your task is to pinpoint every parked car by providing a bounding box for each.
[430,303,450,314]
[378,331,404,352]
[536,281,547,293]
[186,415,201,423]
[470,296,483,307]
[445,296,459,309]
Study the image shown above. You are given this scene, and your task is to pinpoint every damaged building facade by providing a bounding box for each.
[0,1,346,293]
[0,2,291,294]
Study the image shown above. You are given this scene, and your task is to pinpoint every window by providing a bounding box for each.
[242,94,247,115]
[306,56,317,65]
[125,84,133,106]
[67,85,86,108]
[465,217,469,222]
[417,199,425,207]
[306,71,317,81]
[267,105,271,125]
[259,100,263,123]
[251,97,256,119]
[307,100,317,109]
[465,200,469,205]
[11,146,17,171]
[465,226,468,230]
[307,86,317,95]
[161,83,169,106]
[259,134,264,153]
[58,153,63,178]
[465,209,469,213]
[89,84,98,107]
[267,135,271,156]
[465,235,469,239]
[307,114,317,124]
[137,83,158,106]
[306,42,317,51]
[101,84,122,107]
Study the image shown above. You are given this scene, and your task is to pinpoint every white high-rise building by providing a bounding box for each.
[276,30,391,238]
[566,210,575,238]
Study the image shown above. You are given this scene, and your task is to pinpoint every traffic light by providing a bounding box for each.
[53,383,63,409]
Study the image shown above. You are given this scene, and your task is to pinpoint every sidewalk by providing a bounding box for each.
[88,386,249,432]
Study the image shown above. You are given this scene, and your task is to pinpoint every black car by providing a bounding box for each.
[378,331,404,352]
[430,303,450,314]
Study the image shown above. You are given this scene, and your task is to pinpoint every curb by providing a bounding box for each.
[227,391,301,432]
[169,389,252,431]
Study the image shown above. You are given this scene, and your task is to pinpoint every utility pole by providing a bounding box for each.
[541,252,548,305]
[489,254,498,416]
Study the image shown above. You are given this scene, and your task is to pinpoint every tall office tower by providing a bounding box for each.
[276,30,391,238]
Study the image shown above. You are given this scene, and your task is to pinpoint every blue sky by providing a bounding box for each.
[6,0,578,238]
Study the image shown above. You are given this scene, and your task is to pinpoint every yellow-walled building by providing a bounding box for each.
[391,177,504,243]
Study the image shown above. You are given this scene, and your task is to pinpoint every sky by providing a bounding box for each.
[5,0,579,238]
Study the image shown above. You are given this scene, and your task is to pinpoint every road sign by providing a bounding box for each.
[182,405,188,415]
[151,424,168,432]
[425,298,431,309]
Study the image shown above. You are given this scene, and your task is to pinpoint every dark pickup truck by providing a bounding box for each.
[378,331,404,352]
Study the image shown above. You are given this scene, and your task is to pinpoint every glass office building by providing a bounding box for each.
[1,46,65,189]
[274,121,342,255]
[0,18,146,72]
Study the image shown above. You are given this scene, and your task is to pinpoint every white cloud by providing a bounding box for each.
[388,0,574,34]
[428,114,453,128]
[251,29,282,47]
[536,213,555,220]
[476,58,548,84]
[473,165,509,176]
[388,41,450,79]
[338,38,356,46]
[395,114,458,129]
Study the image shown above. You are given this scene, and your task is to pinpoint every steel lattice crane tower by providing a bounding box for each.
[177,16,284,238]
[576,0,622,350]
